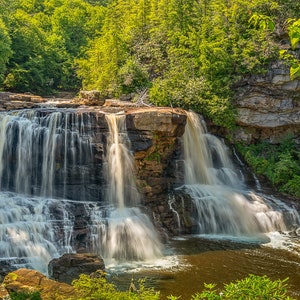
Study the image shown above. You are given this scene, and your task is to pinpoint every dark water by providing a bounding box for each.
[109,236,300,299]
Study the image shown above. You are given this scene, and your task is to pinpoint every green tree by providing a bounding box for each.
[0,18,12,87]
[280,18,300,80]
[77,0,129,95]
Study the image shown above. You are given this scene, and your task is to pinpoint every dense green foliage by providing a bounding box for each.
[0,0,299,126]
[0,0,105,94]
[236,138,300,197]
[190,275,294,300]
[71,272,160,299]
[280,18,300,79]
[68,273,294,300]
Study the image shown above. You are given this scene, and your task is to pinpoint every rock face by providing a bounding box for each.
[78,90,105,106]
[233,61,300,144]
[3,268,75,300]
[48,253,105,284]
[0,92,44,110]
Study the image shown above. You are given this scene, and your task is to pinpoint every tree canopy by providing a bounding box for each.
[0,0,299,126]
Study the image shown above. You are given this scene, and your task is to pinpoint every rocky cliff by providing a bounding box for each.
[233,61,300,144]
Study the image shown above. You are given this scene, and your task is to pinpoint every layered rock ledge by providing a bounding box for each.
[234,61,300,144]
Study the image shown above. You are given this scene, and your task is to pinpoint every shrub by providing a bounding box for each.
[192,274,294,300]
[71,272,160,300]
[236,138,300,198]
[70,273,294,300]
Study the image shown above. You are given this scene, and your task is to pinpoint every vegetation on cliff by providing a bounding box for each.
[0,0,299,128]
[237,137,300,198]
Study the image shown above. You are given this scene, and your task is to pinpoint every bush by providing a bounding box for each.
[70,273,294,300]
[71,272,160,300]
[236,138,300,198]
[192,275,294,300]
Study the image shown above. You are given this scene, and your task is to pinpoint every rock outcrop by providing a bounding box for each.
[233,61,300,144]
[0,92,44,111]
[48,253,105,284]
[3,268,75,300]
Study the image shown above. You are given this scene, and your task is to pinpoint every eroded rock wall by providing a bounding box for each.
[233,61,300,144]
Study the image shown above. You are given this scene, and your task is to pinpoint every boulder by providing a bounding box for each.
[48,253,105,284]
[3,268,75,300]
[127,107,187,137]
[79,90,105,106]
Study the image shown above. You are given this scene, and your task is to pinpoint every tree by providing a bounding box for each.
[280,18,300,80]
[0,18,12,87]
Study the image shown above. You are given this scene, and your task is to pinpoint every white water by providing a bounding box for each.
[105,114,140,208]
[92,114,162,263]
[0,109,93,198]
[0,192,74,274]
[181,112,300,239]
[0,110,161,273]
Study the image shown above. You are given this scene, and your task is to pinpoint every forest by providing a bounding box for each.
[0,0,299,128]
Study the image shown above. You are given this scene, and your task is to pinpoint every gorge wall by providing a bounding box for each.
[233,61,300,144]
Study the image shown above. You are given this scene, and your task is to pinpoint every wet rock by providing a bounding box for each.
[48,253,105,284]
[0,261,17,284]
[3,101,38,110]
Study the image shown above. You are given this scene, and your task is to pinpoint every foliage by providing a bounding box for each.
[76,0,282,127]
[192,274,294,300]
[236,137,300,198]
[280,18,300,80]
[0,0,298,125]
[71,273,160,300]
[10,291,42,300]
[0,0,105,94]
[70,274,294,300]
[0,17,12,84]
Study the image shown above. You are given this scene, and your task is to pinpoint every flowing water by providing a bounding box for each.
[111,112,300,298]
[0,109,161,273]
[0,108,300,298]
[87,113,162,263]
[180,112,300,236]
[0,109,94,198]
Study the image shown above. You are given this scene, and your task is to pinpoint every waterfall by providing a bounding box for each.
[0,109,94,199]
[0,192,74,274]
[0,109,162,272]
[0,109,97,273]
[87,114,162,262]
[105,114,140,208]
[181,111,300,236]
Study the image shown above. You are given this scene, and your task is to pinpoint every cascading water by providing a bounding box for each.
[0,109,95,198]
[181,111,300,238]
[0,109,162,274]
[87,114,162,262]
[0,192,75,274]
[1,106,298,279]
[0,109,97,273]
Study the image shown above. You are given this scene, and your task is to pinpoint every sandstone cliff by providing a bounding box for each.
[233,61,300,144]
